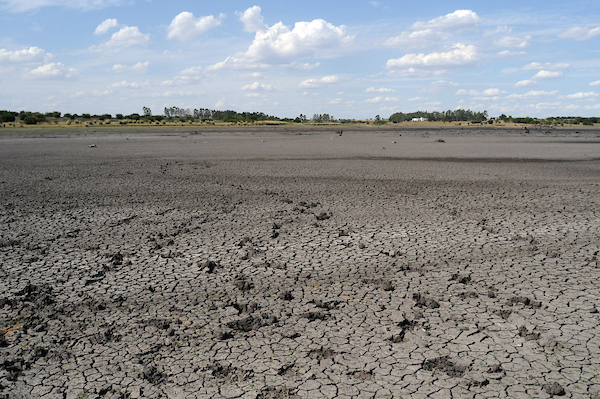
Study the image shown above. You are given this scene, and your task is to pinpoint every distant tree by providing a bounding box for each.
[116,114,124,120]
[24,115,38,124]
[143,106,152,117]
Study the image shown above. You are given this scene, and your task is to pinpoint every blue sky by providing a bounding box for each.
[1,0,599,119]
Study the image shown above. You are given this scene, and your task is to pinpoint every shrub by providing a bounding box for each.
[24,115,38,124]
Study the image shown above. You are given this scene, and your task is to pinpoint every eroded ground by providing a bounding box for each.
[1,127,600,398]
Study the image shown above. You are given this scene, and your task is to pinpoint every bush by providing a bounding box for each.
[23,116,38,124]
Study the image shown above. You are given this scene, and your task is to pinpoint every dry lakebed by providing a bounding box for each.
[1,126,600,398]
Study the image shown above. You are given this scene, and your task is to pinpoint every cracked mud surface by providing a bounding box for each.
[1,127,600,398]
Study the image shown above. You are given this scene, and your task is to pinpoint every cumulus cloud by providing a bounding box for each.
[497,50,527,57]
[209,7,353,69]
[104,26,150,48]
[293,62,320,70]
[558,26,600,41]
[0,46,47,64]
[386,43,478,69]
[94,18,119,35]
[241,81,273,91]
[27,62,76,79]
[299,75,340,88]
[111,61,148,73]
[565,92,598,99]
[364,96,399,103]
[590,80,600,87]
[412,10,480,30]
[365,87,395,93]
[456,88,502,97]
[161,67,203,86]
[523,62,569,71]
[384,29,451,48]
[247,19,353,62]
[495,36,530,48]
[1,0,125,12]
[532,70,563,79]
[384,10,478,49]
[167,12,223,41]
[236,5,265,32]
[516,79,536,87]
[108,80,147,89]
[507,90,558,98]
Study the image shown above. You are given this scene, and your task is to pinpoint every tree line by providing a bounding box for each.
[389,109,489,123]
[2,107,599,126]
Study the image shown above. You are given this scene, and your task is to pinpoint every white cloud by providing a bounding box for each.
[497,50,527,57]
[384,29,451,48]
[365,87,395,93]
[94,18,118,35]
[104,26,150,48]
[516,79,536,87]
[179,66,203,76]
[108,80,147,89]
[1,0,124,12]
[431,80,458,87]
[507,90,558,98]
[495,36,530,48]
[167,12,223,41]
[111,61,148,73]
[386,43,478,69]
[214,99,225,108]
[558,26,600,41]
[210,7,353,69]
[293,62,320,70]
[161,67,203,86]
[590,80,600,87]
[532,70,563,79]
[412,10,480,30]
[27,62,76,79]
[241,82,273,91]
[456,88,502,96]
[247,19,353,63]
[236,5,265,32]
[523,62,569,71]
[0,46,47,64]
[365,96,398,103]
[565,92,598,99]
[299,75,340,88]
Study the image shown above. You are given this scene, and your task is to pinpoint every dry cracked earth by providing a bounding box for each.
[1,127,600,399]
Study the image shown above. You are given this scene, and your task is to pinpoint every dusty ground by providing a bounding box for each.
[1,127,599,399]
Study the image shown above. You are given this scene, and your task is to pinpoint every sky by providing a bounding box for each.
[0,0,599,119]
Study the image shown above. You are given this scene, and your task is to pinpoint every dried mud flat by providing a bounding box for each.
[1,127,600,399]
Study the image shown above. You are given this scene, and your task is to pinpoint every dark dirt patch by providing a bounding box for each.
[302,311,329,321]
[422,356,469,378]
[257,386,299,399]
[309,346,336,361]
[508,296,542,308]
[413,293,440,309]
[233,276,254,292]
[518,325,540,341]
[208,362,254,382]
[349,369,375,381]
[543,382,566,396]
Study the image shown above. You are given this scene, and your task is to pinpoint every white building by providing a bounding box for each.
[411,117,428,122]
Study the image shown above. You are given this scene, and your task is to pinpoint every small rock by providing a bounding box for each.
[543,382,565,396]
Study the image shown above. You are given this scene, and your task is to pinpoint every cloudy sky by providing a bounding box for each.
[0,0,599,119]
